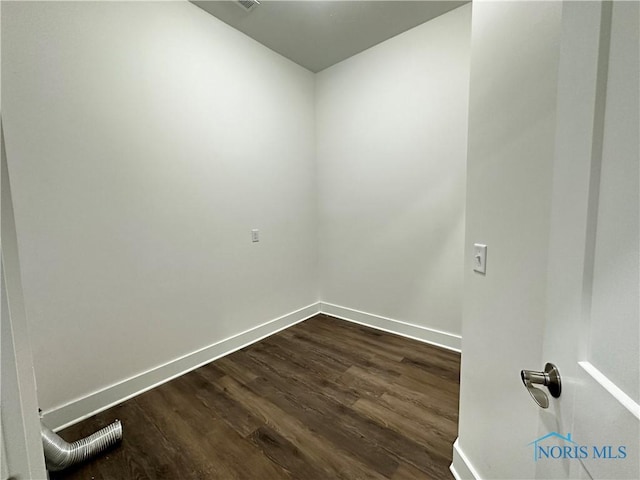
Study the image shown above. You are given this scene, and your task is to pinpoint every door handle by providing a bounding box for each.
[520,363,561,408]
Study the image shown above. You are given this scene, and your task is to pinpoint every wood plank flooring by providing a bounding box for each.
[50,314,460,480]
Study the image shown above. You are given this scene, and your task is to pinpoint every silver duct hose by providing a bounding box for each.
[41,419,122,471]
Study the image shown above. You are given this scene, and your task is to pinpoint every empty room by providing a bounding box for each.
[1,1,638,479]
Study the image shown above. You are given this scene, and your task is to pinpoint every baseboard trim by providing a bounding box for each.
[43,301,462,430]
[43,302,321,431]
[319,302,461,353]
[450,439,481,480]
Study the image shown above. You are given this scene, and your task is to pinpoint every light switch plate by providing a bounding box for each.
[473,244,487,274]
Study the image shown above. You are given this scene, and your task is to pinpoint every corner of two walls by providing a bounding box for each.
[3,1,470,430]
[316,4,471,352]
[3,1,319,430]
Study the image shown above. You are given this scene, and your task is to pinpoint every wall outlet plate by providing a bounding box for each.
[473,244,487,274]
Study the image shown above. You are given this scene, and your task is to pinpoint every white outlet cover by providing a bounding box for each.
[473,244,487,274]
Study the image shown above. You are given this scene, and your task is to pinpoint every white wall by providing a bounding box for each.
[3,0,472,428]
[455,1,562,478]
[2,1,318,418]
[316,4,470,344]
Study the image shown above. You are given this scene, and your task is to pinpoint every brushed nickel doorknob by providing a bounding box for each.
[520,363,561,408]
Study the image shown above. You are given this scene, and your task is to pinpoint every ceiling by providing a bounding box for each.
[191,1,469,72]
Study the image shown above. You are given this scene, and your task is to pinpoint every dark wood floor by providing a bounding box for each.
[51,314,460,480]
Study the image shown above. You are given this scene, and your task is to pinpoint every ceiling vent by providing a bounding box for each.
[236,0,260,12]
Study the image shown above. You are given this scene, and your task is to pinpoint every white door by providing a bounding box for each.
[534,2,639,479]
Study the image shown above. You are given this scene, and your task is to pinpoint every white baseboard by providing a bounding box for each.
[43,302,321,431]
[43,301,462,431]
[319,302,461,352]
[451,438,481,480]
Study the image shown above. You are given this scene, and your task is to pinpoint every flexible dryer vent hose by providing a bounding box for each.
[41,419,122,471]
